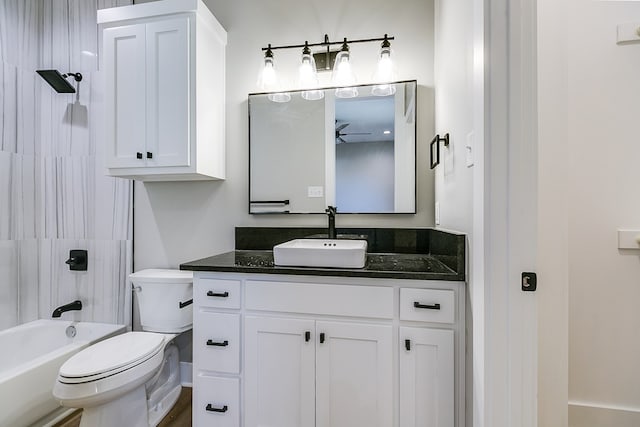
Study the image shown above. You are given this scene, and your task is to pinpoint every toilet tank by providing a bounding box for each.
[129,269,193,333]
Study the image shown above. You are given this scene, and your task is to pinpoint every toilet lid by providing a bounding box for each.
[60,332,165,380]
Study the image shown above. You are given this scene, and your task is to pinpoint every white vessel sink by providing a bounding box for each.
[273,239,368,269]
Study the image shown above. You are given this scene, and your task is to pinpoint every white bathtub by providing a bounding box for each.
[0,319,126,427]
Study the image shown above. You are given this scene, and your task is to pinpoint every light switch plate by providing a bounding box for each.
[617,229,640,249]
[617,22,640,44]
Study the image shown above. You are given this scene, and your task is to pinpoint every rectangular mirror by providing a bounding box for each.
[249,80,416,214]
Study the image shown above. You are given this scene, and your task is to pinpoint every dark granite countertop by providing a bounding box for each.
[181,249,464,281]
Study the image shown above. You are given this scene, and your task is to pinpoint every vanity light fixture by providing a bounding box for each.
[298,42,324,101]
[257,44,291,103]
[258,34,395,101]
[371,34,397,96]
[332,39,358,98]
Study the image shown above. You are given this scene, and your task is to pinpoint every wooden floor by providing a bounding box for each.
[53,387,192,427]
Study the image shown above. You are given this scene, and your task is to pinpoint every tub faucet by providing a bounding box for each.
[52,300,82,318]
[325,206,337,239]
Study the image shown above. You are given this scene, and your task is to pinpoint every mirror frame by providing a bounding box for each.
[248,79,417,215]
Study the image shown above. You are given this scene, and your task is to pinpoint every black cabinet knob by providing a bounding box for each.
[146,152,153,159]
[136,152,143,159]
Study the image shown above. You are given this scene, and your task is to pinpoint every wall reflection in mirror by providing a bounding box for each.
[249,80,416,214]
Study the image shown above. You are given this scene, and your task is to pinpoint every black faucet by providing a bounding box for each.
[325,206,337,239]
[52,300,82,318]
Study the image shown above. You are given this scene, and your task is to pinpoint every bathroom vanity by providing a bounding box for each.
[181,227,466,427]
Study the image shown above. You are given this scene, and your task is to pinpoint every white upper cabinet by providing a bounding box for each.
[98,0,226,181]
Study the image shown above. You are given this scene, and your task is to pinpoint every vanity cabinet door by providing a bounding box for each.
[399,326,455,427]
[244,316,316,427]
[315,321,393,427]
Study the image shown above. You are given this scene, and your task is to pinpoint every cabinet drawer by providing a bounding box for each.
[193,374,239,427]
[193,312,240,373]
[400,288,455,324]
[195,278,241,309]
[246,280,394,319]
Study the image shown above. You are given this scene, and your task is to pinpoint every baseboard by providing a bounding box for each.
[180,361,193,387]
[569,401,640,427]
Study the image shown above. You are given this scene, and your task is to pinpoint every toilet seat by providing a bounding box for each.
[59,332,165,384]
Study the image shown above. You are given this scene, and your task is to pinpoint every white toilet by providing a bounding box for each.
[53,269,193,427]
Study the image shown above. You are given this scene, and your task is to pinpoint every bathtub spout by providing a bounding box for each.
[52,300,82,318]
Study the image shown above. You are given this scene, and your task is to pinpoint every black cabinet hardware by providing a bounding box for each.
[179,299,193,309]
[146,151,153,159]
[305,331,311,342]
[405,339,411,351]
[207,291,229,298]
[249,200,290,205]
[319,332,325,344]
[206,339,229,347]
[136,152,143,159]
[414,301,441,310]
[205,404,228,413]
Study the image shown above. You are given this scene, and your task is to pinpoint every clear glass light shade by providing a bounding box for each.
[372,46,397,96]
[298,53,324,100]
[257,56,280,92]
[332,50,358,98]
[267,92,292,103]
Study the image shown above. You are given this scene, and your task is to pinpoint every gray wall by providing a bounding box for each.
[336,140,394,213]
[134,0,436,269]
[0,0,133,330]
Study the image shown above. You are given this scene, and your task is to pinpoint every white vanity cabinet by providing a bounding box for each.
[192,272,465,427]
[97,0,226,181]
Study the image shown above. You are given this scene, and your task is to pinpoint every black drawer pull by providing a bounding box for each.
[413,301,441,310]
[319,332,325,344]
[206,339,229,347]
[405,339,411,351]
[179,299,193,309]
[305,331,311,342]
[146,151,153,159]
[207,291,229,298]
[136,152,143,159]
[205,404,228,413]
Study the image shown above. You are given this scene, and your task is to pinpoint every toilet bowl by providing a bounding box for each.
[53,269,193,427]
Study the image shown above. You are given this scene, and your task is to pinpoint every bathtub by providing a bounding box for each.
[0,319,126,427]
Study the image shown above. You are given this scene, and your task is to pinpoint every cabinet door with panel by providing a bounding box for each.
[399,326,455,427]
[244,316,315,427]
[144,17,190,167]
[315,321,393,427]
[103,23,146,168]
[104,17,190,169]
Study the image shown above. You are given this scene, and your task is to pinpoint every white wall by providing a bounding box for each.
[539,1,640,426]
[537,0,569,425]
[566,1,640,425]
[433,0,476,426]
[134,0,436,269]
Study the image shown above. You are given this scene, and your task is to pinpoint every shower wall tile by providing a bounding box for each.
[1,63,18,154]
[0,0,41,69]
[40,155,132,240]
[39,238,132,325]
[0,240,19,329]
[17,239,40,324]
[0,239,39,330]
[0,152,38,240]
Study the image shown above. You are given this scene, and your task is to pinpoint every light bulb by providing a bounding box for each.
[257,46,281,92]
[372,36,397,96]
[332,39,358,98]
[298,43,324,101]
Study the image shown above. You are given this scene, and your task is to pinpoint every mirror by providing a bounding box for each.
[249,80,416,214]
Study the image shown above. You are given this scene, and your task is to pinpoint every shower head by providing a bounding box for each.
[36,70,82,93]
